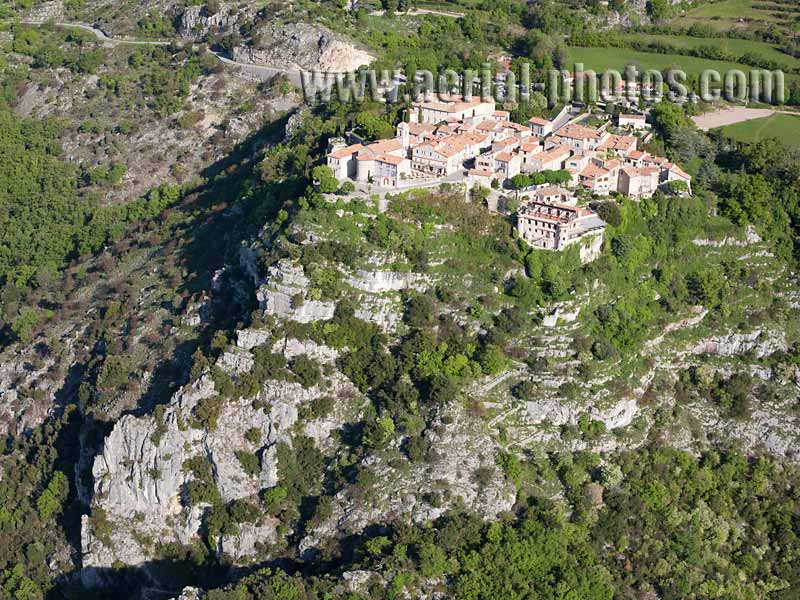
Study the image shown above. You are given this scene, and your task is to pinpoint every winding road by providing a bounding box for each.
[20,19,171,46]
[17,19,314,87]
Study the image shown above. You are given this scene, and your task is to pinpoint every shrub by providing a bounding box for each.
[290,356,322,388]
[244,427,261,445]
[476,344,506,375]
[511,380,537,401]
[235,450,261,477]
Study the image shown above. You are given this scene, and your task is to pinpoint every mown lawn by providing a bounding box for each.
[716,112,800,147]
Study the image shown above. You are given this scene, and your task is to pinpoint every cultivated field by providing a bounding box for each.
[674,0,800,34]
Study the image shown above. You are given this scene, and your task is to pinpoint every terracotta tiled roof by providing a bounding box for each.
[365,138,404,154]
[376,153,405,166]
[557,123,603,141]
[328,144,364,159]
[536,145,572,163]
[667,163,692,180]
[580,163,609,180]
[598,134,636,152]
[499,121,530,132]
[623,166,659,177]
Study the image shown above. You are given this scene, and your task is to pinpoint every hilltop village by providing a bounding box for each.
[326,96,692,262]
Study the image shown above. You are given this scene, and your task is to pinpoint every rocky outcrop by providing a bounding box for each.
[542,306,580,328]
[257,260,336,323]
[523,394,638,431]
[219,518,279,561]
[272,337,339,365]
[345,269,428,294]
[171,587,202,600]
[231,22,373,72]
[22,1,64,21]
[256,259,424,331]
[236,328,274,351]
[690,329,786,358]
[298,402,516,556]
[0,325,82,438]
[217,347,255,375]
[692,225,761,248]
[81,365,363,573]
[177,5,236,38]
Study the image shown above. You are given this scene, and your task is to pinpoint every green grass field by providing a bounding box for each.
[715,112,800,147]
[566,46,797,79]
[674,0,800,33]
[566,46,798,93]
[625,33,800,71]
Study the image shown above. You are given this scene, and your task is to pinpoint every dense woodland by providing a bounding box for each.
[0,0,799,599]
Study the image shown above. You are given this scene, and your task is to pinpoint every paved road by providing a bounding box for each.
[20,19,171,45]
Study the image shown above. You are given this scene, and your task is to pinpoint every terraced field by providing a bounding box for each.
[674,0,800,34]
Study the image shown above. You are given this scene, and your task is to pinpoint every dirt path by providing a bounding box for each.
[692,106,799,131]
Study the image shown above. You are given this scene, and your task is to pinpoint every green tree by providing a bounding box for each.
[311,165,338,193]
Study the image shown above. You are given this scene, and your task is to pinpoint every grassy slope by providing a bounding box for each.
[565,46,799,85]
[715,112,800,147]
[673,0,800,32]
[624,32,800,71]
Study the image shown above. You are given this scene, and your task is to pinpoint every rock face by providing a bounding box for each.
[257,258,427,332]
[692,225,762,247]
[258,260,336,323]
[231,22,374,72]
[298,402,516,556]
[345,269,428,294]
[690,329,786,358]
[177,5,237,38]
[524,391,639,432]
[219,518,279,561]
[81,364,362,575]
[578,232,604,264]
[171,587,202,600]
